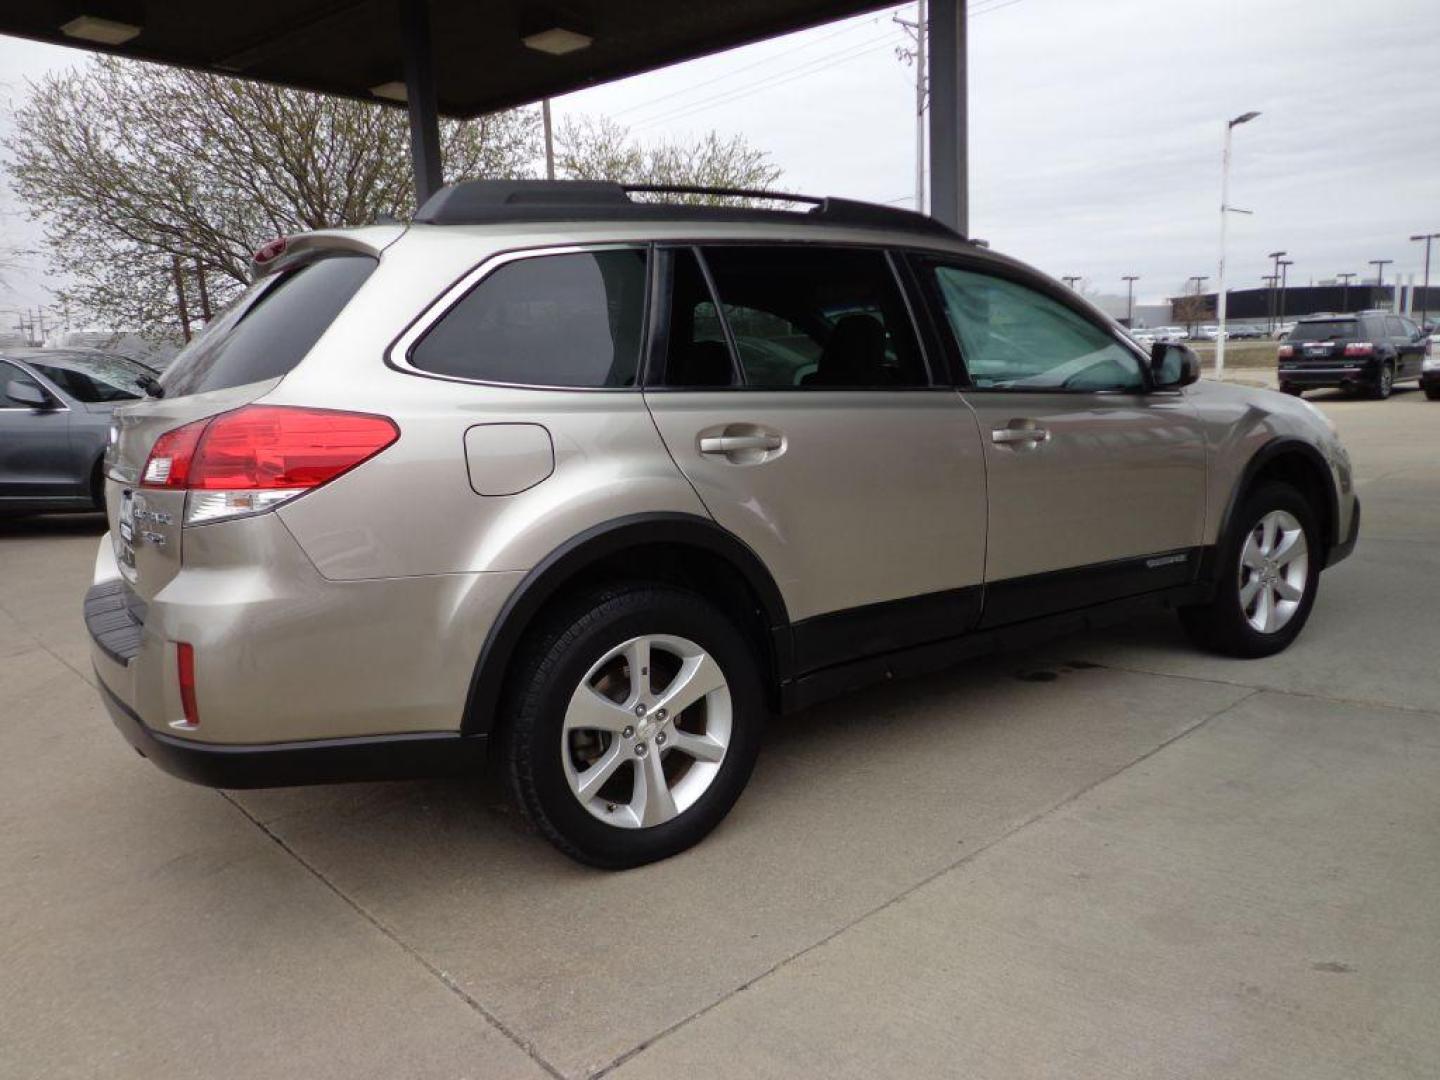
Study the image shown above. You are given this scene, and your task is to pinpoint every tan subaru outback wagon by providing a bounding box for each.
[86,181,1359,867]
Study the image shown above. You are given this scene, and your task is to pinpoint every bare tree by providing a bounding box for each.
[1173,293,1213,337]
[555,116,782,202]
[5,57,538,334]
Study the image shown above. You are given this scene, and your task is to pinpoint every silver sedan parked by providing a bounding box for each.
[0,349,153,514]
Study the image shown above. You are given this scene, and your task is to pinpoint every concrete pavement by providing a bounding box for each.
[1,385,1436,1078]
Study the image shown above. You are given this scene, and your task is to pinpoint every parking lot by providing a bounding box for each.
[2,384,1436,1079]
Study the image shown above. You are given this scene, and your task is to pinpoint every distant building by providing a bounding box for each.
[1169,284,1440,328]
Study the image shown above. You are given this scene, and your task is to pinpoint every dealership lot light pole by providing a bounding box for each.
[1122,275,1139,326]
[1267,250,1287,336]
[1278,259,1294,328]
[1370,258,1392,288]
[1215,110,1260,378]
[1410,233,1438,327]
[1337,272,1357,314]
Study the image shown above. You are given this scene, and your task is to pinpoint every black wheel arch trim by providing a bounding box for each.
[1213,437,1342,565]
[460,512,790,736]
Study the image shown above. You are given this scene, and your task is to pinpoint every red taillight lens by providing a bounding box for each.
[141,406,398,492]
[141,419,208,488]
[177,642,199,727]
[1277,344,1293,358]
[188,406,399,490]
[1344,342,1374,357]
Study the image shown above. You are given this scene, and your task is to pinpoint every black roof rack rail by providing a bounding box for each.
[413,179,963,240]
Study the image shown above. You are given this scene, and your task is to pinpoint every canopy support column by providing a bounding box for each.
[401,0,443,208]
[927,0,968,236]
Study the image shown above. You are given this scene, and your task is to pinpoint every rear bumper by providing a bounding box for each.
[1327,496,1360,568]
[97,672,486,788]
[1278,361,1377,388]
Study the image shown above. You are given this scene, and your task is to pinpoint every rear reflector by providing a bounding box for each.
[176,642,199,727]
[140,405,399,524]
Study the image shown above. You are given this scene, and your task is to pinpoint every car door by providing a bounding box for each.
[1391,316,1422,378]
[643,244,987,672]
[911,256,1208,626]
[0,360,74,500]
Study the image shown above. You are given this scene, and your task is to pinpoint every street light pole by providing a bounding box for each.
[1337,272,1356,314]
[1216,110,1260,379]
[1410,233,1438,327]
[1062,275,1081,289]
[1267,249,1287,336]
[1187,275,1208,337]
[1278,259,1294,328]
[1122,275,1139,326]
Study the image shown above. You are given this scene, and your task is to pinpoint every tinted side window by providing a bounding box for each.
[697,246,926,389]
[29,358,143,403]
[661,249,739,388]
[411,249,648,387]
[928,265,1143,392]
[163,253,377,397]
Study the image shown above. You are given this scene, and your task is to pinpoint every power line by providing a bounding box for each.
[633,36,902,130]
[609,16,883,121]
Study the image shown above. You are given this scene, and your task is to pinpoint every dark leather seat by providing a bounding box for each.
[802,314,886,387]
[672,340,735,387]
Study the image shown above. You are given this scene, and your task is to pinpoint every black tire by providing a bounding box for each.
[1280,383,1302,397]
[1425,384,1440,401]
[1369,361,1394,400]
[90,459,106,510]
[504,583,765,869]
[1178,482,1322,659]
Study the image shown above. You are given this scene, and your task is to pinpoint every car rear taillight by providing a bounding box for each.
[1277,344,1293,358]
[140,405,398,524]
[176,642,199,728]
[1344,342,1374,357]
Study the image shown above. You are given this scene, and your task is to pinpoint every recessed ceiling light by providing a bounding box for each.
[370,81,408,102]
[522,27,593,56]
[60,15,143,45]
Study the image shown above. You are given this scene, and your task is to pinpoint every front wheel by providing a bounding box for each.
[1280,383,1303,397]
[504,584,765,868]
[1425,383,1440,401]
[1179,483,1321,658]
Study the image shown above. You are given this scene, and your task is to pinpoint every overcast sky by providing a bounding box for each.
[3,0,1438,321]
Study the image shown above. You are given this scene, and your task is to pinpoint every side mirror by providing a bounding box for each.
[5,378,53,409]
[1149,343,1200,389]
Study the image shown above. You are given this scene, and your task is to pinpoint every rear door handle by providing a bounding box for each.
[699,434,783,454]
[991,426,1050,446]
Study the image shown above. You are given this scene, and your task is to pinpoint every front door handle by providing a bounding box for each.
[699,434,783,454]
[991,425,1051,446]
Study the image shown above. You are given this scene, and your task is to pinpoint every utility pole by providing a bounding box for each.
[1336,272,1356,314]
[1277,259,1294,328]
[1122,275,1139,326]
[542,99,556,181]
[1215,110,1259,379]
[1410,232,1438,327]
[171,254,193,343]
[1061,276,1081,289]
[894,1,928,212]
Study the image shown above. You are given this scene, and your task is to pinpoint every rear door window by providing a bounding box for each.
[409,248,648,387]
[161,253,376,397]
[687,246,927,389]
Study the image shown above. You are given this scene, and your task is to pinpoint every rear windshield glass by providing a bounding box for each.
[28,353,149,403]
[1287,320,1357,343]
[161,253,376,397]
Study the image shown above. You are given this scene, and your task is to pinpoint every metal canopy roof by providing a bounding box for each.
[0,1,892,118]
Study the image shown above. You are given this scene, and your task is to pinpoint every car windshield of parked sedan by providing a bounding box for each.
[27,353,148,403]
[1288,320,1357,343]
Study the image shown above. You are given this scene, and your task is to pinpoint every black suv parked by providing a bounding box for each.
[1278,311,1429,399]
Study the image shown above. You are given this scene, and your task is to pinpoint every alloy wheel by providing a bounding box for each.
[561,634,731,828]
[1237,509,1309,634]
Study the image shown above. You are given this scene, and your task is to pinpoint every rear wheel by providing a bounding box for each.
[1369,361,1394,400]
[1425,383,1440,401]
[1280,383,1303,396]
[89,459,106,510]
[1179,482,1321,658]
[504,583,765,868]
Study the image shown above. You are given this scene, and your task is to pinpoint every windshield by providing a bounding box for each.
[27,352,148,403]
[1288,320,1357,343]
[160,253,377,397]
